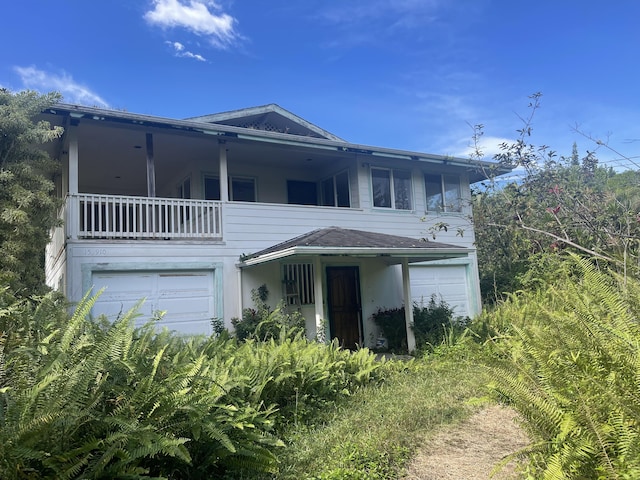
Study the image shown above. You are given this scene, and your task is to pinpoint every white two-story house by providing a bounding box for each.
[40,103,509,350]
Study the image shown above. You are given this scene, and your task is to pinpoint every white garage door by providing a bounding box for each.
[92,271,215,335]
[409,264,470,318]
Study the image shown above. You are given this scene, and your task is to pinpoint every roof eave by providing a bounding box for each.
[43,103,512,178]
[239,246,471,267]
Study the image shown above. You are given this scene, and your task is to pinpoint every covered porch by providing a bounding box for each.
[238,227,471,351]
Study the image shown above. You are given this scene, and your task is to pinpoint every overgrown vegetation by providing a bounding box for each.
[472,93,640,303]
[273,351,490,480]
[484,255,640,479]
[232,285,306,342]
[0,89,63,295]
[371,296,469,353]
[0,290,383,479]
[467,93,640,478]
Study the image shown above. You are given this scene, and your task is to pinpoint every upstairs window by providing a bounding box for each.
[288,180,318,205]
[230,176,256,202]
[371,168,412,210]
[178,176,191,199]
[425,174,462,212]
[204,175,221,200]
[203,175,256,202]
[321,170,350,207]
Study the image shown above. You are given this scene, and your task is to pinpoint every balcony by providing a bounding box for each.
[64,194,223,240]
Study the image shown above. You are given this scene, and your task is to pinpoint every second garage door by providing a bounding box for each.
[92,270,215,335]
[409,264,470,318]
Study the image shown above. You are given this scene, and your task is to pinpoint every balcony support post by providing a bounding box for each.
[68,129,79,239]
[219,140,229,202]
[146,133,156,198]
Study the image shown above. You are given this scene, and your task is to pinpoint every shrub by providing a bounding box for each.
[226,337,383,430]
[412,295,469,352]
[370,307,406,351]
[0,293,283,479]
[371,297,468,353]
[232,285,306,342]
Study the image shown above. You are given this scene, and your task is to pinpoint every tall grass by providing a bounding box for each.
[274,349,491,479]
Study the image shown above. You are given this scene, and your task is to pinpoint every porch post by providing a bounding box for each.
[146,133,156,197]
[67,128,79,239]
[219,140,229,202]
[68,127,79,195]
[313,257,325,342]
[402,258,416,352]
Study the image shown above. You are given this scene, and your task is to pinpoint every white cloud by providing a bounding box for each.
[13,66,109,108]
[455,135,514,159]
[145,0,238,49]
[166,41,207,61]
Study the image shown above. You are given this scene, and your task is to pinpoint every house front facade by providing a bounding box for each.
[40,103,509,350]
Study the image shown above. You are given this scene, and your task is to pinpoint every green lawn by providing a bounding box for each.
[273,348,491,480]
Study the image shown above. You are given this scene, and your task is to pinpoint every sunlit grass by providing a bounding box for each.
[273,348,491,479]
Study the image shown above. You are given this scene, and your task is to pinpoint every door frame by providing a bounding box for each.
[325,265,363,349]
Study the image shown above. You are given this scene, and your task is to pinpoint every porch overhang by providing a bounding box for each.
[239,245,470,267]
[237,227,471,268]
[237,227,471,353]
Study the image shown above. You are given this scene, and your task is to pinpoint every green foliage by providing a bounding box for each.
[0,293,284,479]
[232,285,306,342]
[412,295,468,352]
[0,89,63,295]
[488,254,640,479]
[371,297,468,353]
[227,337,383,431]
[471,94,640,302]
[370,307,406,352]
[0,290,384,479]
[275,352,491,479]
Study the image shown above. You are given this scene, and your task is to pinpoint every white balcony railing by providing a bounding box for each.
[66,194,222,240]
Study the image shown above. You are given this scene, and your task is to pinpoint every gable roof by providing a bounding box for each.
[185,103,345,142]
[239,227,470,267]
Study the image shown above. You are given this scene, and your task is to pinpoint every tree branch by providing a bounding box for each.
[487,222,616,262]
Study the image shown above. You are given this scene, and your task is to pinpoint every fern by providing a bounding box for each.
[489,253,640,479]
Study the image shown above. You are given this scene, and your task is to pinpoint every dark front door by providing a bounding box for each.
[326,266,362,349]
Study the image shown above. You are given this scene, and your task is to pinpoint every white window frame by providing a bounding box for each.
[203,174,220,200]
[230,176,257,202]
[177,175,191,199]
[371,167,413,210]
[424,174,462,213]
[321,170,351,207]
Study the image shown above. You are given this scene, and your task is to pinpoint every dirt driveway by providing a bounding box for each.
[402,405,530,480]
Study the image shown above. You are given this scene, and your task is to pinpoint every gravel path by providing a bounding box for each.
[402,405,530,480]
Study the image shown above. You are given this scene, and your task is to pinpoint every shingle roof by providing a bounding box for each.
[240,227,469,266]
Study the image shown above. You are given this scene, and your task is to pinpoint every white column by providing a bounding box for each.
[67,128,79,239]
[314,257,325,342]
[237,266,243,324]
[146,133,156,197]
[219,140,229,202]
[402,259,416,352]
[68,128,79,195]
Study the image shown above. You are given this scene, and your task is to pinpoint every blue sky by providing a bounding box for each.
[2,1,639,170]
